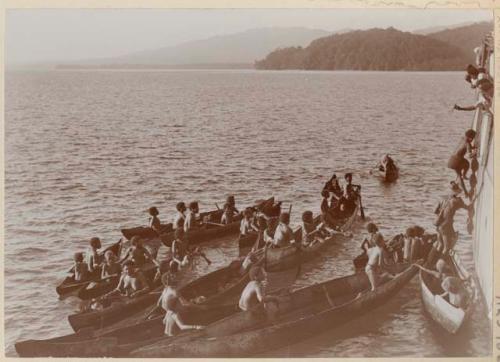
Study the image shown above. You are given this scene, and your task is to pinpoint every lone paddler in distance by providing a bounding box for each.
[447,129,476,198]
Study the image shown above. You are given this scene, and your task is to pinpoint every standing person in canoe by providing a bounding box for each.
[73,252,90,282]
[173,202,187,230]
[265,212,295,248]
[86,237,103,275]
[447,129,476,197]
[101,250,121,278]
[221,195,239,224]
[119,236,160,269]
[434,181,472,256]
[365,234,394,291]
[184,201,199,232]
[170,228,190,272]
[239,265,278,312]
[146,273,191,320]
[342,173,361,215]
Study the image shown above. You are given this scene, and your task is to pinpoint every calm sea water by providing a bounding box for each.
[5,69,491,357]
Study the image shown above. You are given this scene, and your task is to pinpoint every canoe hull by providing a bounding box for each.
[419,252,474,334]
[132,262,418,357]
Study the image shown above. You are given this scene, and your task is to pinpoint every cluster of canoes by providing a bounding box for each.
[15,164,474,357]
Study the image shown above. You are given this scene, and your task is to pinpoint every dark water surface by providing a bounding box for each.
[5,70,491,357]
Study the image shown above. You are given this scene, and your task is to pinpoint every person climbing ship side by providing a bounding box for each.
[433,181,472,256]
[447,129,476,198]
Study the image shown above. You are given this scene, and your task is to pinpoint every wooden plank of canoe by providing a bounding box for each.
[15,337,118,358]
[131,261,418,357]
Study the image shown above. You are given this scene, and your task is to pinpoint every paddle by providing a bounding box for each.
[357,191,366,220]
[215,203,221,211]
[203,221,226,227]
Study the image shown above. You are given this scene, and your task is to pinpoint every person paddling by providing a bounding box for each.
[434,181,471,255]
[378,154,396,172]
[171,228,189,272]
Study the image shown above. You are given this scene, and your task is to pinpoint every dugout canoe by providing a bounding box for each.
[419,250,475,334]
[15,302,238,357]
[56,241,122,299]
[16,256,300,357]
[67,254,264,332]
[121,197,275,247]
[131,260,419,357]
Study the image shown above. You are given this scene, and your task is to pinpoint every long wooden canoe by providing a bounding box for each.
[121,197,275,247]
[130,260,419,357]
[419,250,475,334]
[16,259,300,357]
[56,241,122,299]
[15,302,238,357]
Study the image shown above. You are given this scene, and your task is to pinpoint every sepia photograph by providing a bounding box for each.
[4,7,494,358]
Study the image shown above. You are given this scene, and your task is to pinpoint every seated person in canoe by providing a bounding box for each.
[378,154,396,172]
[119,236,160,269]
[170,228,190,272]
[414,259,468,308]
[86,237,103,275]
[365,234,394,291]
[184,201,200,232]
[101,250,122,278]
[264,212,295,248]
[322,173,343,200]
[112,260,151,298]
[148,206,162,234]
[73,252,90,282]
[341,173,360,215]
[221,195,239,224]
[173,202,187,230]
[301,210,329,247]
[240,208,260,237]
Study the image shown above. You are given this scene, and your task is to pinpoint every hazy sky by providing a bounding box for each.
[6,9,493,64]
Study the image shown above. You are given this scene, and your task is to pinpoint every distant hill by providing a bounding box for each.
[62,27,331,68]
[426,21,493,64]
[255,27,467,71]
